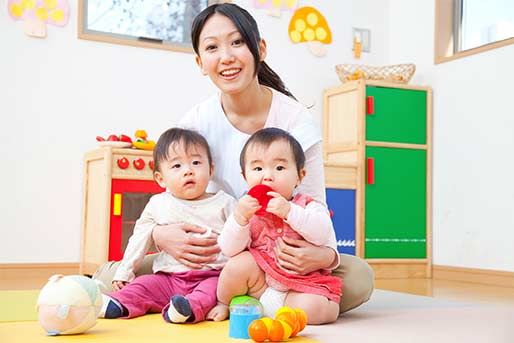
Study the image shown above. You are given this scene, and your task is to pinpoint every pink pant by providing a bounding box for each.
[109,270,220,323]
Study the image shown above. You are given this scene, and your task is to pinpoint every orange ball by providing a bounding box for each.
[294,308,308,332]
[275,311,299,337]
[268,319,292,342]
[248,319,268,342]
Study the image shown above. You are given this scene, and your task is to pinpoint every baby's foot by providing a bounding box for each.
[99,294,125,319]
[206,303,229,321]
[165,295,192,323]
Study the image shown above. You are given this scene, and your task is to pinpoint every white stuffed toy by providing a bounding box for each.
[37,274,103,335]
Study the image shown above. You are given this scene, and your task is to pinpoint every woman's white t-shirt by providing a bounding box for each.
[179,88,326,204]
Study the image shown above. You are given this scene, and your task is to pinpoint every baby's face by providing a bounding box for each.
[243,140,302,200]
[155,143,211,200]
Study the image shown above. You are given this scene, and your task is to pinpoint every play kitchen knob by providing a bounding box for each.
[133,158,145,170]
[149,160,155,170]
[117,157,129,169]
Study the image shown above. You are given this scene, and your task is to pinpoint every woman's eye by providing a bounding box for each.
[232,39,244,46]
[205,44,217,51]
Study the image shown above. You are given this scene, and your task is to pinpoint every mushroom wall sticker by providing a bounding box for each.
[253,0,298,17]
[288,6,332,57]
[7,0,70,38]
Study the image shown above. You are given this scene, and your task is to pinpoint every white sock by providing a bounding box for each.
[259,287,287,318]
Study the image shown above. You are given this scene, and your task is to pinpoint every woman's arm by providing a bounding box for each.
[152,223,220,269]
[296,142,326,205]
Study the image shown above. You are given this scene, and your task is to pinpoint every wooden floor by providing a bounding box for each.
[3,270,514,306]
[375,278,514,306]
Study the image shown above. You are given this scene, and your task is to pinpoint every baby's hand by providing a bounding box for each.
[265,191,291,219]
[234,195,261,226]
[112,280,129,291]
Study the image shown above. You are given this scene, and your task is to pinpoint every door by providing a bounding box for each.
[365,86,427,144]
[364,146,427,258]
[109,179,165,261]
[326,188,356,255]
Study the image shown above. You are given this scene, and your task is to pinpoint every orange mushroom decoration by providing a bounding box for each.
[288,6,332,57]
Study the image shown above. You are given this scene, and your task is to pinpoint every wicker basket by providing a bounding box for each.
[335,63,416,84]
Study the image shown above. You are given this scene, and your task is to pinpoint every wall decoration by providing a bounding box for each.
[288,6,332,57]
[78,0,223,53]
[8,0,70,38]
[253,0,297,17]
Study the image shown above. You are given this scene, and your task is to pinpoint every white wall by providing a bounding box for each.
[388,0,514,271]
[0,1,389,262]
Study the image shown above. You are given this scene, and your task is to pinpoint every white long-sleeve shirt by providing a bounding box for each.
[113,191,236,282]
[179,88,326,204]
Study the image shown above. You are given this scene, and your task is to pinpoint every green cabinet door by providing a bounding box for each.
[365,146,427,258]
[366,86,427,144]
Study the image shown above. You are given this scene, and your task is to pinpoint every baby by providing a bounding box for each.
[101,127,235,323]
[217,127,341,324]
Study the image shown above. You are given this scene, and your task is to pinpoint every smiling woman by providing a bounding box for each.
[78,0,227,53]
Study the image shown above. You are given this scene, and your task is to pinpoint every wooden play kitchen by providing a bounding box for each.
[80,148,163,275]
[323,80,432,278]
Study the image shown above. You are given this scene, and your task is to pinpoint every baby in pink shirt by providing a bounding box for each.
[218,128,341,325]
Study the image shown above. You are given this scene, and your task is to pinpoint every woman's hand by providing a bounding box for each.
[152,223,220,269]
[274,236,337,275]
[112,280,128,291]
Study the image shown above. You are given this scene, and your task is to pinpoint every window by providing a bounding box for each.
[78,0,225,53]
[435,0,514,64]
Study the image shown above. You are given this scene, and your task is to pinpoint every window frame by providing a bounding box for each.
[434,0,514,64]
[77,0,227,54]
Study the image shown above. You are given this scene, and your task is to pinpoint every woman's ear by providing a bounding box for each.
[154,171,166,188]
[259,39,267,61]
[195,55,207,75]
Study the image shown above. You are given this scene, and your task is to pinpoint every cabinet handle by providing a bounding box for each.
[366,96,375,115]
[367,158,375,185]
[113,193,122,216]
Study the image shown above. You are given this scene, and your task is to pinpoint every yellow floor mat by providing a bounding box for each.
[0,314,319,343]
[0,290,39,322]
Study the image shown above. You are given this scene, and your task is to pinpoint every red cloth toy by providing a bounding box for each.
[247,184,273,215]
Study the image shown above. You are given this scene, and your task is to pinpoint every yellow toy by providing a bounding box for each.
[132,130,156,150]
[248,306,307,342]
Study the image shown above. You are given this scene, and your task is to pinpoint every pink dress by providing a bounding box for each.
[248,194,342,303]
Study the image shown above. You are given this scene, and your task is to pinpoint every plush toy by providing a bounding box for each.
[36,274,103,336]
[248,306,307,342]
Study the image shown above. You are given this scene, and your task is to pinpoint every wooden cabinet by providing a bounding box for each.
[323,80,432,278]
[80,148,163,275]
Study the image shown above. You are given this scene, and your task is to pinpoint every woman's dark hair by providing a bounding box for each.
[240,127,305,177]
[191,3,296,100]
[153,128,213,173]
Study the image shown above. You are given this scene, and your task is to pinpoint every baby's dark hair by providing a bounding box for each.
[153,128,212,173]
[240,128,305,177]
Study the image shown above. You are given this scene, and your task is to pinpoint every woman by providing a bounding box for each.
[93,3,373,315]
